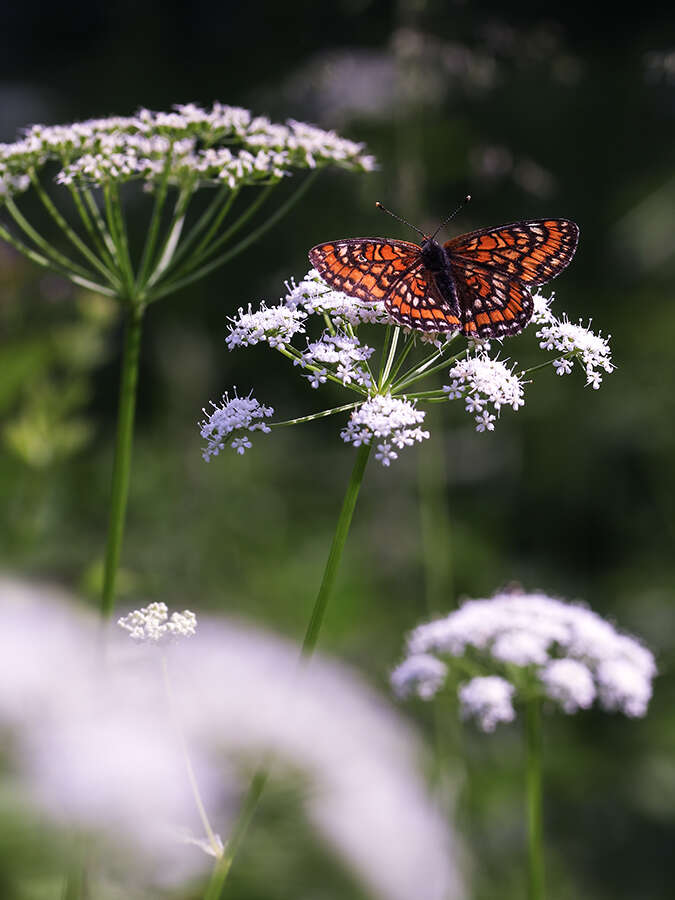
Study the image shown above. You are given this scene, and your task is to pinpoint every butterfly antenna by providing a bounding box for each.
[431,194,472,240]
[375,201,426,239]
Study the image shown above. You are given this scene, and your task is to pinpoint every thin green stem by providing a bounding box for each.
[83,187,118,260]
[301,442,372,656]
[110,183,135,293]
[172,185,245,276]
[149,172,317,303]
[379,326,400,388]
[393,347,464,393]
[525,698,545,900]
[161,655,222,858]
[203,443,373,898]
[383,333,415,389]
[100,303,144,618]
[0,221,116,295]
[29,171,118,284]
[522,358,565,377]
[66,184,119,276]
[4,197,99,280]
[103,184,134,298]
[271,401,361,429]
[202,771,268,900]
[135,149,175,291]
[154,185,233,278]
[275,346,369,396]
[144,183,194,290]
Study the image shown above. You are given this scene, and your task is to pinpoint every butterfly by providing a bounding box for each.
[308,202,579,339]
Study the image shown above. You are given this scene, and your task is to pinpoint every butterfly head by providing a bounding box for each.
[420,235,450,273]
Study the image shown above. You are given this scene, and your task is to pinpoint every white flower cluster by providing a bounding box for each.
[341,395,430,466]
[299,332,375,389]
[443,353,525,432]
[226,302,307,350]
[532,291,614,388]
[117,602,197,643]
[392,589,656,730]
[199,389,273,460]
[0,103,375,197]
[458,676,516,732]
[285,270,391,328]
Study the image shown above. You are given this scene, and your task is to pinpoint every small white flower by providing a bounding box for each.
[533,291,614,388]
[226,303,306,349]
[444,353,525,431]
[459,676,516,732]
[391,654,448,700]
[118,602,197,643]
[341,395,430,465]
[199,388,273,460]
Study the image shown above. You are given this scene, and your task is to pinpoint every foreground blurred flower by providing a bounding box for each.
[392,587,655,900]
[201,272,613,465]
[0,579,463,900]
[0,104,374,619]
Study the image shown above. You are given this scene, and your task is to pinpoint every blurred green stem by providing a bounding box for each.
[204,443,373,898]
[525,698,545,900]
[100,301,144,618]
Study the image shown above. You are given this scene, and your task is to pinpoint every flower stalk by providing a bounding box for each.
[525,698,545,900]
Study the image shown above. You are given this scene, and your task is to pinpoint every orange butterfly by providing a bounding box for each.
[309,202,579,339]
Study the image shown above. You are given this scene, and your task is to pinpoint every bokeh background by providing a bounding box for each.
[1,1,674,898]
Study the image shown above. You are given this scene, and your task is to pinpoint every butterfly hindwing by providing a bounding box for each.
[385,267,461,332]
[450,258,533,337]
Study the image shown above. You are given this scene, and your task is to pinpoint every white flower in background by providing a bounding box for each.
[458,677,516,732]
[199,389,273,460]
[392,588,655,730]
[118,602,197,643]
[0,579,464,900]
[391,653,448,700]
[0,103,374,198]
[340,395,430,465]
[532,290,614,388]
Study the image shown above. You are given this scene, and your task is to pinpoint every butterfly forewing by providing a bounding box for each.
[445,219,579,285]
[309,238,420,302]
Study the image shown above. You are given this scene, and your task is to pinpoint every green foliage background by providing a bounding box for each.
[1,1,674,897]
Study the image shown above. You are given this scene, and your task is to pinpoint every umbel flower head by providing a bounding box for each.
[0,104,374,303]
[391,588,656,731]
[200,270,614,466]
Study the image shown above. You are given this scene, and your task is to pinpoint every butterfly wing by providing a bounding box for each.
[309,239,461,332]
[309,238,421,303]
[445,219,579,338]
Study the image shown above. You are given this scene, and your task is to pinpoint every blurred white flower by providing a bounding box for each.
[392,588,655,728]
[458,676,516,732]
[0,578,464,899]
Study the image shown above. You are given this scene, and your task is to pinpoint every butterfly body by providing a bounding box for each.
[309,217,579,339]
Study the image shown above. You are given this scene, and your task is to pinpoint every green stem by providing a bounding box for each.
[135,149,175,292]
[100,302,144,618]
[393,347,464,393]
[83,187,118,260]
[525,698,545,900]
[149,172,318,303]
[271,401,361,429]
[29,171,118,284]
[379,326,400,388]
[203,443,373,898]
[0,222,115,295]
[66,184,120,277]
[301,442,372,656]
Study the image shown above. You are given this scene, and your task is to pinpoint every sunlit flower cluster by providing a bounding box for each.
[118,602,197,643]
[392,589,656,730]
[0,103,375,198]
[443,353,525,432]
[532,291,614,388]
[205,271,615,465]
[199,389,273,460]
[340,395,430,465]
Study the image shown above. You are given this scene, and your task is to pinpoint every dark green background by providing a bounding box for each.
[1,1,674,897]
